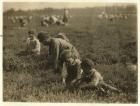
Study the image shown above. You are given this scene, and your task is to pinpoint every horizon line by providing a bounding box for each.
[3,2,136,12]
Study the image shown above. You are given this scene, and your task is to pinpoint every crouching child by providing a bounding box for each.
[26,30,41,55]
[74,58,121,93]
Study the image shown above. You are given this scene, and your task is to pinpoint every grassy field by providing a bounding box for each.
[3,5,137,103]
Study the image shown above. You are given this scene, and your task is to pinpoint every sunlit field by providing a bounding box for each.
[3,5,137,103]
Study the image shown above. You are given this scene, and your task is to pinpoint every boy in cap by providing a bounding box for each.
[37,32,80,85]
[75,58,120,93]
[26,30,41,55]
[63,9,69,25]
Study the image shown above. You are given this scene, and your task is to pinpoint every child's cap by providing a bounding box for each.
[37,31,49,42]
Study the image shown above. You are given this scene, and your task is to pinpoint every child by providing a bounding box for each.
[26,30,41,55]
[76,58,120,93]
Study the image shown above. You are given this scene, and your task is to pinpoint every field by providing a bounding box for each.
[3,5,137,103]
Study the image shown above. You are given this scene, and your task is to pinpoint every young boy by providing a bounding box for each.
[76,58,120,93]
[37,31,80,80]
[26,30,41,55]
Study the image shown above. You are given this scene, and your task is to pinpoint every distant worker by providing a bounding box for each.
[19,17,28,27]
[26,30,41,55]
[28,16,33,23]
[11,16,16,23]
[63,9,69,25]
[56,20,65,26]
[49,15,58,25]
[41,16,50,27]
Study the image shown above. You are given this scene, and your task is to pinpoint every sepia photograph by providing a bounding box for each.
[3,2,137,103]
